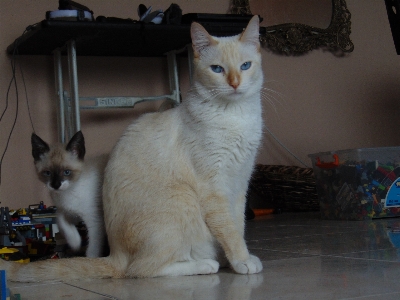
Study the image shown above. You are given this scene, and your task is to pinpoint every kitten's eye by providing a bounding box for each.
[241,62,251,70]
[64,170,71,176]
[210,65,224,73]
[43,171,51,177]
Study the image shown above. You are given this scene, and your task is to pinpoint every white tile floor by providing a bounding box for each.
[7,212,400,300]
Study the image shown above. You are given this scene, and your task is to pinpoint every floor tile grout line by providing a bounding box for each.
[245,231,379,241]
[318,253,400,263]
[63,282,121,300]
[338,248,397,255]
[10,281,63,289]
[248,226,372,230]
[250,246,398,254]
[248,248,400,263]
[338,291,400,300]
[248,247,397,258]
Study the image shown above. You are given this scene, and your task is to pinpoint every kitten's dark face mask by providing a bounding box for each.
[39,166,75,191]
[31,130,85,191]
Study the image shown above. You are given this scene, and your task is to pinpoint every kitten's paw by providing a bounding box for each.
[231,255,263,274]
[196,259,220,274]
[67,232,82,251]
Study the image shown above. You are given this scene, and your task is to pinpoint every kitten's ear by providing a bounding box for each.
[191,22,218,57]
[31,133,50,162]
[66,131,86,160]
[240,15,260,49]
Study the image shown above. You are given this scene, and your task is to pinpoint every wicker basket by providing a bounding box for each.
[248,164,320,212]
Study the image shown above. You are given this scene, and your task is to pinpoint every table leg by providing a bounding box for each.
[67,40,81,137]
[54,49,65,144]
[166,51,181,106]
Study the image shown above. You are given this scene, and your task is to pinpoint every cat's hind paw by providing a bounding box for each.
[196,259,220,275]
[158,259,219,276]
[231,255,263,274]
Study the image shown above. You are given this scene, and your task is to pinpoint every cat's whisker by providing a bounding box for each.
[199,90,224,104]
[261,87,285,98]
[260,83,287,114]
[189,86,231,103]
[260,89,288,118]
[260,90,283,105]
[262,89,285,104]
[209,92,226,102]
[261,92,279,115]
[189,84,233,92]
[263,79,285,85]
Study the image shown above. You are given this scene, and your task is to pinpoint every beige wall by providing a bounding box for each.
[1,0,399,209]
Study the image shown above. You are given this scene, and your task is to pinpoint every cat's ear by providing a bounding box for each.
[191,22,218,57]
[31,133,50,162]
[66,131,86,160]
[239,15,260,49]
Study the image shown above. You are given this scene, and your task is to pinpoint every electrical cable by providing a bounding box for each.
[19,61,36,133]
[63,282,120,300]
[0,24,38,186]
[0,38,20,186]
[264,124,310,168]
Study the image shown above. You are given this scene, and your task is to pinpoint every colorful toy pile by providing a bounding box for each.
[309,147,400,220]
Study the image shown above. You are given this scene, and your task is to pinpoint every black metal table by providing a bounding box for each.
[7,18,249,142]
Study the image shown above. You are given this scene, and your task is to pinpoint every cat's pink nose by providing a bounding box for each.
[230,82,239,90]
[228,71,240,90]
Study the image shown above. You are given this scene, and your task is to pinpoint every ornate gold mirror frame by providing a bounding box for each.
[231,0,354,55]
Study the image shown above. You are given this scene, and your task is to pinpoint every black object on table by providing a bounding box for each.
[7,14,253,57]
[6,15,254,144]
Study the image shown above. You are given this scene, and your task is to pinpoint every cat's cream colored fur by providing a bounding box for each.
[2,15,263,282]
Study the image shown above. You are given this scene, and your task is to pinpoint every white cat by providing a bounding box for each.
[3,15,263,281]
[31,131,107,258]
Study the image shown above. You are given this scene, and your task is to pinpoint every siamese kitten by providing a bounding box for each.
[31,131,107,258]
[4,15,263,281]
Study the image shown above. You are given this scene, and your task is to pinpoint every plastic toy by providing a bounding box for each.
[0,247,29,263]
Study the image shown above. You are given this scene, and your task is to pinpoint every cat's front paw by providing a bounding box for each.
[231,255,263,274]
[66,231,82,251]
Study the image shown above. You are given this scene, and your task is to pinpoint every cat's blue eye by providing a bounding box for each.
[43,171,51,177]
[64,170,71,176]
[241,62,251,70]
[210,65,224,73]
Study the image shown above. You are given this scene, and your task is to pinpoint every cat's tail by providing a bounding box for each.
[1,256,124,282]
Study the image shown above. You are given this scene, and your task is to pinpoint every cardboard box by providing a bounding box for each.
[309,147,400,220]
